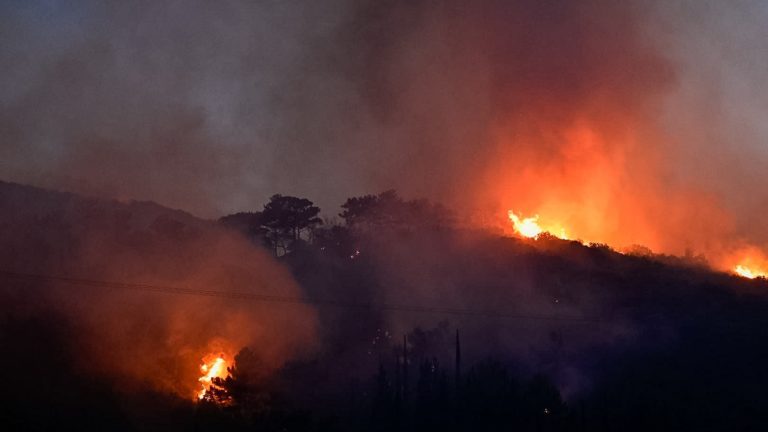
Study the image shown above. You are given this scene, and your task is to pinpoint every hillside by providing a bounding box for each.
[1,181,768,431]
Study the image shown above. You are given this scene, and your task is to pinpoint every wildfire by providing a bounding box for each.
[507,211,568,240]
[734,264,767,280]
[198,354,230,399]
[726,246,768,280]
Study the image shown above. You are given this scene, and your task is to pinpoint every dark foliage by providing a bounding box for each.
[218,212,266,245]
[340,190,454,232]
[260,195,322,255]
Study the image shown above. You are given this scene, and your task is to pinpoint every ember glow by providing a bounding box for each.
[507,211,568,240]
[198,354,230,399]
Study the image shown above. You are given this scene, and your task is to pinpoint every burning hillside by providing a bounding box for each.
[2,181,768,430]
[0,182,318,401]
[507,206,767,280]
[2,0,768,429]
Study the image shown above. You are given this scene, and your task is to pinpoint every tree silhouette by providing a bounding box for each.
[218,211,266,245]
[261,194,322,255]
[339,193,380,228]
[203,348,271,417]
[312,223,355,257]
[340,190,453,232]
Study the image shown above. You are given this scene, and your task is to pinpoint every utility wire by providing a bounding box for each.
[0,269,604,323]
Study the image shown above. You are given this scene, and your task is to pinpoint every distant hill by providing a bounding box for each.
[0,180,210,274]
[0,179,207,232]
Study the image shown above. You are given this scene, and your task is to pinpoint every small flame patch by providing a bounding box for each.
[198,354,229,399]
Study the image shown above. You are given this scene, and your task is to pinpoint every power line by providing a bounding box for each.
[0,270,603,323]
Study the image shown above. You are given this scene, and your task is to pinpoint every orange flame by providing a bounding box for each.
[734,264,767,280]
[721,246,768,280]
[508,211,568,240]
[485,122,768,280]
[197,354,230,399]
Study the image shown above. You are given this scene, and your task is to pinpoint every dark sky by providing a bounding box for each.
[1,1,767,261]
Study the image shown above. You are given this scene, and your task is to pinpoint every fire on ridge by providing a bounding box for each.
[507,209,767,280]
[507,211,568,240]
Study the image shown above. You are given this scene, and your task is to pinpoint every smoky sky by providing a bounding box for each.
[1,0,767,248]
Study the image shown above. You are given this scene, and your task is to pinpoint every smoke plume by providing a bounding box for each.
[0,183,318,399]
[1,1,767,268]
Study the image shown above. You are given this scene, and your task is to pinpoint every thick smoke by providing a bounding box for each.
[2,3,768,425]
[1,2,766,264]
[0,183,318,399]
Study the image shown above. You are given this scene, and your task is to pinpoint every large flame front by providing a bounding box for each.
[508,211,568,240]
[507,206,768,281]
[198,354,229,399]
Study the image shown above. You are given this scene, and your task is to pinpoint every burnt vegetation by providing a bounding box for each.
[2,181,768,431]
